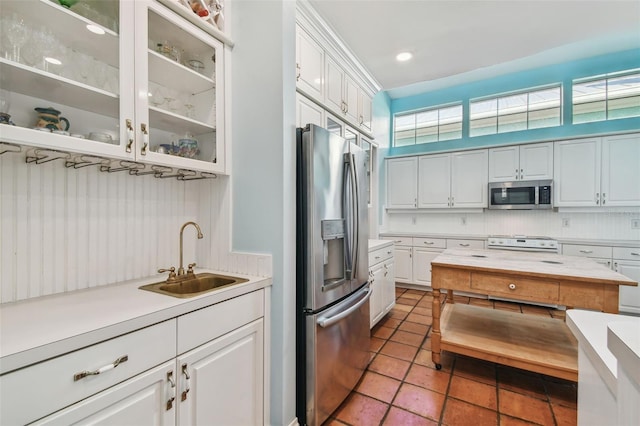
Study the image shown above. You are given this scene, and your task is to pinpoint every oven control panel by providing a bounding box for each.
[487,236,558,252]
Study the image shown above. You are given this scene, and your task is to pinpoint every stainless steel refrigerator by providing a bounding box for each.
[296,124,371,426]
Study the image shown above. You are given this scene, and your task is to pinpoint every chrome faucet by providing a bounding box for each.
[179,221,203,276]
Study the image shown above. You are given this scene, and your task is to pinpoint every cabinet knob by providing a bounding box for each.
[508,283,516,290]
[296,63,301,81]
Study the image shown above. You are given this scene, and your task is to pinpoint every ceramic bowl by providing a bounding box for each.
[178,138,199,158]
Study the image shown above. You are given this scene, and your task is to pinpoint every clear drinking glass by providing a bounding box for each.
[5,13,30,63]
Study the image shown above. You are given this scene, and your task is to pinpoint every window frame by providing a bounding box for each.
[393,102,463,147]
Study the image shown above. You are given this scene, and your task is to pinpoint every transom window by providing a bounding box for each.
[469,86,562,137]
[394,104,462,146]
[573,70,640,124]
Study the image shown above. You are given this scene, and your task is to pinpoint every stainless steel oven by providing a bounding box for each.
[488,180,553,210]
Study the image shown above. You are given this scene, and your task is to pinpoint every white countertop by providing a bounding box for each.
[369,239,393,251]
[378,232,639,248]
[608,321,640,385]
[566,310,640,395]
[0,269,271,374]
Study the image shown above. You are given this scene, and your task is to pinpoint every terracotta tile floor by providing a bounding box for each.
[325,288,577,426]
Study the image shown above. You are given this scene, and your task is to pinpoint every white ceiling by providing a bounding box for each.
[307,0,640,98]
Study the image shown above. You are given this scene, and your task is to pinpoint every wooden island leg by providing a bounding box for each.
[432,288,442,369]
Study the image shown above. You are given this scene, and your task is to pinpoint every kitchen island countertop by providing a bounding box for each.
[431,248,637,285]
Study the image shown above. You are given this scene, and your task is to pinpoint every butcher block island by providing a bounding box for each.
[430,248,637,382]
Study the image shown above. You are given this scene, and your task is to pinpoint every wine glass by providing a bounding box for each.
[148,82,166,108]
[5,13,30,63]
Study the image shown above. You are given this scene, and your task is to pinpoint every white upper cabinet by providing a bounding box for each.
[296,92,324,128]
[555,133,639,207]
[325,55,346,117]
[418,150,488,208]
[488,142,553,182]
[344,73,359,124]
[358,89,373,132]
[324,55,370,132]
[418,154,451,208]
[295,24,324,102]
[601,133,640,207]
[0,0,226,175]
[554,138,601,207]
[450,149,489,208]
[386,157,418,208]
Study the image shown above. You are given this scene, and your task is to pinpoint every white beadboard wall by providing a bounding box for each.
[0,153,271,304]
[382,209,640,241]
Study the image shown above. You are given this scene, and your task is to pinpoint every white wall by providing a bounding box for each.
[382,209,640,241]
[0,153,231,303]
[230,1,297,425]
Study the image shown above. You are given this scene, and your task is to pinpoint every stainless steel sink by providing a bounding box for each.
[139,273,249,298]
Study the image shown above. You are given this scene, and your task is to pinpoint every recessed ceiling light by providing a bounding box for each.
[86,24,105,35]
[396,52,413,62]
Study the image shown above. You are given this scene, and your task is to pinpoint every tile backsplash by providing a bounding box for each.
[0,153,270,304]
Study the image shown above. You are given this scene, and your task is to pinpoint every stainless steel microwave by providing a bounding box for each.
[488,180,553,210]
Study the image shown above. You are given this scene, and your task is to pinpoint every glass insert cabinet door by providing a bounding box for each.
[0,0,225,174]
[0,0,126,158]
[137,0,224,172]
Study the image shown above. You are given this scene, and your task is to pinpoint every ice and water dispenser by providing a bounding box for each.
[321,219,346,290]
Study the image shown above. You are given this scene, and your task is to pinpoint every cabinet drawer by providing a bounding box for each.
[471,272,559,302]
[0,320,176,426]
[562,244,612,258]
[414,237,446,249]
[369,245,394,266]
[447,239,484,249]
[613,247,640,261]
[177,289,264,354]
[382,236,413,246]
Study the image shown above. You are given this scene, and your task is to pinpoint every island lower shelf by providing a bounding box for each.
[439,303,578,381]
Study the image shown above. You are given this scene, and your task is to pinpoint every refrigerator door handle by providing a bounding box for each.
[316,286,371,328]
[343,152,359,281]
[349,152,360,281]
[342,155,354,279]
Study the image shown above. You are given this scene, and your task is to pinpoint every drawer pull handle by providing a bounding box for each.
[73,355,129,381]
[459,243,470,247]
[631,252,640,256]
[424,241,434,245]
[508,283,516,290]
[375,256,381,259]
[579,250,593,254]
[394,240,402,243]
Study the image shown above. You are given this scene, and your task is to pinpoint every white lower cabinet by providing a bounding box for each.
[562,244,640,314]
[614,247,640,315]
[382,236,484,288]
[36,361,177,426]
[177,320,264,426]
[369,242,396,328]
[1,290,266,425]
[413,249,441,286]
